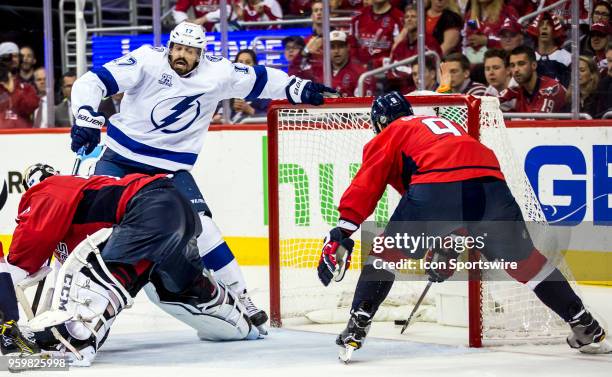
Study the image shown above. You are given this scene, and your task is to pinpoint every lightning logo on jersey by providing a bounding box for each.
[150,94,203,134]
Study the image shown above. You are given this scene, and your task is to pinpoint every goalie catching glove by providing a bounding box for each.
[285,78,337,106]
[70,106,106,155]
[317,221,358,286]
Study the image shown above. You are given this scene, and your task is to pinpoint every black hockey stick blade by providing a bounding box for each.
[400,280,433,334]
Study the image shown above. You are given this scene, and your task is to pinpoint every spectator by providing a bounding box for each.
[286,35,322,81]
[98,93,124,119]
[0,42,19,73]
[410,55,439,92]
[281,0,311,16]
[282,35,306,65]
[498,17,524,53]
[483,48,514,96]
[349,0,404,68]
[592,1,612,25]
[425,0,463,56]
[32,67,46,96]
[0,43,39,129]
[499,45,567,113]
[304,0,325,56]
[230,49,270,123]
[388,5,441,90]
[328,30,373,96]
[565,56,599,117]
[464,0,519,64]
[238,0,283,29]
[438,52,487,95]
[32,67,47,128]
[391,4,442,58]
[594,43,612,117]
[172,0,240,32]
[54,70,76,127]
[18,46,36,86]
[527,12,571,87]
[580,23,612,75]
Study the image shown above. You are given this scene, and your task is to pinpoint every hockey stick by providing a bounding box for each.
[399,280,433,334]
[30,147,86,315]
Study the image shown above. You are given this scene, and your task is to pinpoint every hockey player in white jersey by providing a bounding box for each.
[69,22,336,334]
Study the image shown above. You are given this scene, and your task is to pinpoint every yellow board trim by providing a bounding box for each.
[2,235,611,286]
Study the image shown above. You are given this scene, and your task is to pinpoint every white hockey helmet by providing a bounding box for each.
[168,22,207,61]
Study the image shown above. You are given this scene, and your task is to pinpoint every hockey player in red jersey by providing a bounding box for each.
[0,164,258,363]
[316,92,609,362]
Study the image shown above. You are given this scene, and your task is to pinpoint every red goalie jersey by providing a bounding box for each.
[338,115,505,225]
[8,174,165,274]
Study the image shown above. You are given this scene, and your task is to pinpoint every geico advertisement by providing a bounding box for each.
[507,128,611,226]
[0,127,610,238]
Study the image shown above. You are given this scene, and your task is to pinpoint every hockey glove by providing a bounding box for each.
[423,234,461,283]
[318,222,358,286]
[70,106,106,155]
[285,78,337,106]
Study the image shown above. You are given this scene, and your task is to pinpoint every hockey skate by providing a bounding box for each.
[1,320,40,355]
[567,308,612,354]
[336,303,373,363]
[239,290,269,335]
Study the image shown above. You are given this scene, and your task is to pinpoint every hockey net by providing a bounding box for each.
[267,94,573,346]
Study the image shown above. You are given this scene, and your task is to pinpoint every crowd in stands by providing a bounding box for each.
[1,0,611,128]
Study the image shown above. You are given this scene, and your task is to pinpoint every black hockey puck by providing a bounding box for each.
[394,320,407,326]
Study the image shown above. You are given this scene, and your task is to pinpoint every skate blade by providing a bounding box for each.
[338,342,357,364]
[579,339,612,354]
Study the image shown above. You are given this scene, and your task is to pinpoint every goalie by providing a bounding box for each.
[0,164,258,365]
[316,92,609,361]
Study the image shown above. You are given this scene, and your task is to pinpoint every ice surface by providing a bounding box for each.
[17,267,612,376]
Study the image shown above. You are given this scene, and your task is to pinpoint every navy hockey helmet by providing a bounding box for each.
[370,91,414,134]
[22,163,58,190]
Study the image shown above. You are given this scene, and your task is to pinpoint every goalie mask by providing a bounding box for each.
[22,163,58,190]
[370,91,414,134]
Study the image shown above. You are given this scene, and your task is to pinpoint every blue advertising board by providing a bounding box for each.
[91,28,311,71]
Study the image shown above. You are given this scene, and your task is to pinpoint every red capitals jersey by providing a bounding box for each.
[336,0,402,10]
[7,174,166,274]
[332,59,371,97]
[499,76,567,113]
[350,6,403,68]
[464,6,518,49]
[174,0,238,31]
[338,116,504,225]
[241,0,281,30]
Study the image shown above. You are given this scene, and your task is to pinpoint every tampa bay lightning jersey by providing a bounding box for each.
[71,45,292,171]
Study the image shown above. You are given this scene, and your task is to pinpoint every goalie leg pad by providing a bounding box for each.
[28,228,133,352]
[144,272,258,341]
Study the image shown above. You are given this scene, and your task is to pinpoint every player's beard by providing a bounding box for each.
[171,57,193,75]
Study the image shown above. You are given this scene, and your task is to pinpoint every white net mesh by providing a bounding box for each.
[273,95,572,344]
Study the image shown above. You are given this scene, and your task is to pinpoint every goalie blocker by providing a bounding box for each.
[317,92,609,360]
[1,168,258,363]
